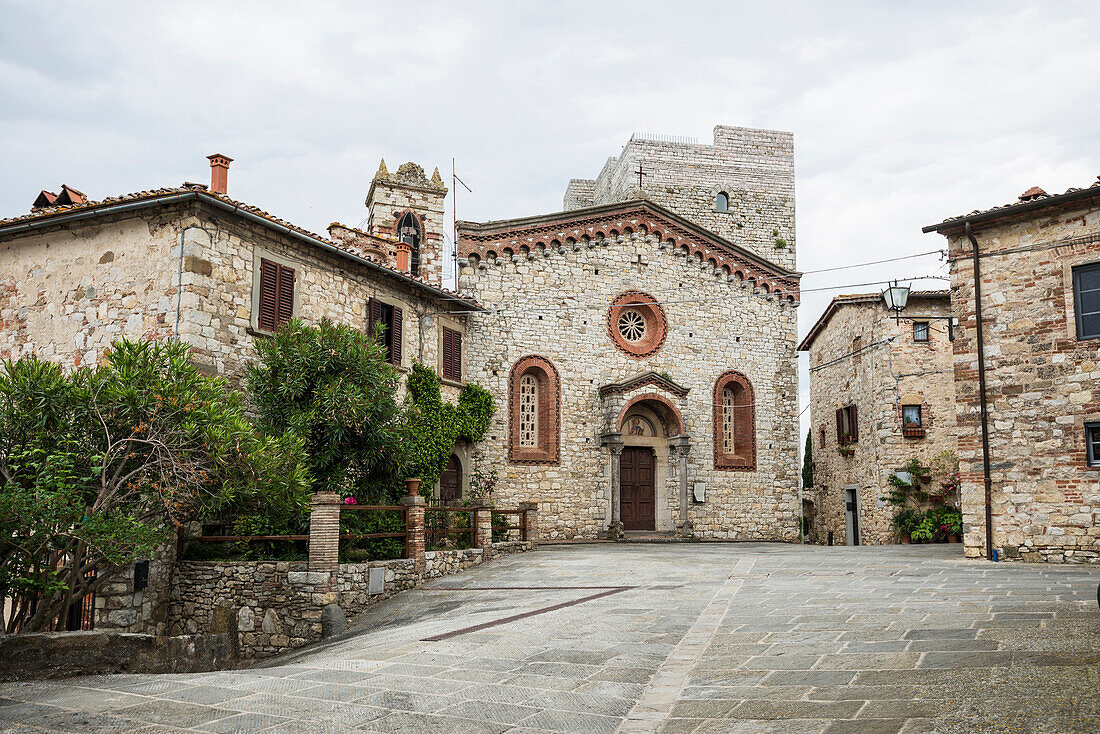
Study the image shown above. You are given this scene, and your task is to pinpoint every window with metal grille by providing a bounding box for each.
[1073,262,1100,340]
[257,258,295,332]
[913,321,930,342]
[721,388,735,454]
[442,327,462,382]
[519,375,538,447]
[713,371,754,470]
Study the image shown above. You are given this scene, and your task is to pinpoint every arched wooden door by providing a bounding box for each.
[440,454,461,503]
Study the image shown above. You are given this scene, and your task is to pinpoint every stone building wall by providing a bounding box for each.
[181,201,468,399]
[0,204,187,365]
[0,201,468,402]
[942,198,1100,564]
[804,294,957,545]
[459,231,800,541]
[563,126,796,269]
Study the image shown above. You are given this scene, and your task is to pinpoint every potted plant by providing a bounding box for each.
[910,515,936,543]
[891,508,919,544]
[839,445,855,458]
[902,457,932,484]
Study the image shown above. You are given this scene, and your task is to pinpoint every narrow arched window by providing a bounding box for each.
[714,371,755,470]
[722,387,735,454]
[519,374,538,447]
[716,192,729,212]
[509,355,560,463]
[396,211,422,276]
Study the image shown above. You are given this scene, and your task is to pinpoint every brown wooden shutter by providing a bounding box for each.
[275,264,295,327]
[368,297,381,340]
[258,258,278,332]
[442,327,462,382]
[390,306,403,365]
[451,329,462,382]
[850,405,858,442]
[836,408,844,444]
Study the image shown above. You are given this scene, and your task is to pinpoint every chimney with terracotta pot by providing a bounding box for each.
[207,154,233,195]
[394,242,412,273]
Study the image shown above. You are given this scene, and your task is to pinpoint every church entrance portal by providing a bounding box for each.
[620,447,656,530]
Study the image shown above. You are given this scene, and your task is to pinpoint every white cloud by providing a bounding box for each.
[1,0,1098,444]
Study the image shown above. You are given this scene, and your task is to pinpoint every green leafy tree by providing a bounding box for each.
[0,339,308,633]
[400,363,495,500]
[247,318,405,498]
[802,428,813,489]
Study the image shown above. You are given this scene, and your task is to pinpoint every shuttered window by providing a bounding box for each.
[836,404,859,444]
[368,297,403,366]
[257,258,295,332]
[442,326,462,382]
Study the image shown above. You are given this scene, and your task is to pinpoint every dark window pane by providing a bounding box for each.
[1080,312,1100,340]
[1087,424,1100,465]
[1078,288,1100,316]
[1075,265,1100,292]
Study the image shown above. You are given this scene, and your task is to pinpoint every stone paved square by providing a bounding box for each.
[1,543,1097,733]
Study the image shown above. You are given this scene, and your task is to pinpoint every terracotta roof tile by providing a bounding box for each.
[924,176,1100,232]
[0,187,481,310]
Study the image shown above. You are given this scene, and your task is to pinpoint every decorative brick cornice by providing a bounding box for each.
[599,371,689,399]
[607,291,668,358]
[457,199,800,303]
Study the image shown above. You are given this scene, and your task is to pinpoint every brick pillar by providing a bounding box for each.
[401,493,426,576]
[518,502,539,548]
[473,505,493,558]
[308,490,341,574]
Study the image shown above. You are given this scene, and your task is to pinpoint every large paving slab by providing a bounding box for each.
[1,543,1097,733]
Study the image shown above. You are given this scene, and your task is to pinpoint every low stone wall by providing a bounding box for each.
[0,631,234,682]
[168,542,534,661]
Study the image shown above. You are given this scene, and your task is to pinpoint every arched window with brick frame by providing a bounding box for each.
[713,370,755,470]
[509,355,560,464]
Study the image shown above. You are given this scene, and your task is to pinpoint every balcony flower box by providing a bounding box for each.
[902,426,926,439]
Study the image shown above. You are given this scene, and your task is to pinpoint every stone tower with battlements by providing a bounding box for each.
[365,160,448,284]
[563,126,795,269]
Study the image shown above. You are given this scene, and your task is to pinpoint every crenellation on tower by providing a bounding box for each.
[563,126,795,268]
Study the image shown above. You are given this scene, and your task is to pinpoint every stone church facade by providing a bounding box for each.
[0,125,801,543]
[458,127,802,540]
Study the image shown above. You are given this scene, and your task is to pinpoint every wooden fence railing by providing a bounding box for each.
[180,492,538,572]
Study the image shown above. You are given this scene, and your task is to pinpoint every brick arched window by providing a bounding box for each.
[714,370,755,470]
[509,355,560,464]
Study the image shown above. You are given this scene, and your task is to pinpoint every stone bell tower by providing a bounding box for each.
[365,159,448,285]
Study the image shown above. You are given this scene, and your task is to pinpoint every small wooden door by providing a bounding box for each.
[440,455,461,503]
[620,447,655,530]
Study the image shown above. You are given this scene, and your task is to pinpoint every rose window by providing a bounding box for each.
[617,310,647,342]
[607,291,668,358]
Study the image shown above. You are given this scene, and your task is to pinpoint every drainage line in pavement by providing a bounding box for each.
[420,586,635,642]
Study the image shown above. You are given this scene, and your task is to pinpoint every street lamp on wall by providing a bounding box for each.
[881,281,911,324]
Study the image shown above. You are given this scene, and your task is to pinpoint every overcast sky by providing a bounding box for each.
[3,0,1098,438]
